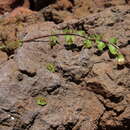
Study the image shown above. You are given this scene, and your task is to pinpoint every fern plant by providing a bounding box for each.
[20,29,126,65]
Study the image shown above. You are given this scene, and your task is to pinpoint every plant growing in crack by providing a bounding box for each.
[47,63,56,73]
[49,32,59,48]
[3,29,126,65]
[63,29,75,45]
[83,39,93,49]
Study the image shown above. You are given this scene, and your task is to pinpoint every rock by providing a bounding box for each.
[0,3,130,130]
[0,51,8,65]
[0,19,105,129]
[0,6,42,54]
[31,86,104,130]
[58,6,130,129]
[40,0,130,23]
[120,45,130,64]
[0,0,28,14]
[0,59,20,109]
[14,47,39,77]
[54,0,73,10]
[60,5,130,46]
[9,6,35,17]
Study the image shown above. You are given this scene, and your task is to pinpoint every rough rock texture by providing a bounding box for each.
[0,7,43,54]
[59,5,130,129]
[0,21,105,130]
[0,0,25,14]
[0,0,129,22]
[0,0,73,14]
[0,2,130,130]
[40,0,130,23]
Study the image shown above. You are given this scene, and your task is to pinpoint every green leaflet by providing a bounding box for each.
[63,29,73,34]
[0,45,6,50]
[108,44,118,55]
[65,35,75,45]
[109,37,118,44]
[97,41,106,51]
[77,30,86,36]
[117,54,125,65]
[63,28,69,33]
[89,34,102,41]
[63,29,75,45]
[49,35,59,47]
[18,40,24,47]
[83,39,92,48]
[36,97,47,106]
[47,63,56,73]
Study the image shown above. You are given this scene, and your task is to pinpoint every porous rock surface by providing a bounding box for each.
[40,0,130,23]
[0,0,130,21]
[0,4,130,130]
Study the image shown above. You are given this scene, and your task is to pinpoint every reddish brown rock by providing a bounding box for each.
[23,0,30,8]
[0,0,20,13]
[9,6,35,17]
[0,1,130,130]
[0,0,30,14]
[54,0,73,9]
[120,46,130,64]
[0,51,8,65]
